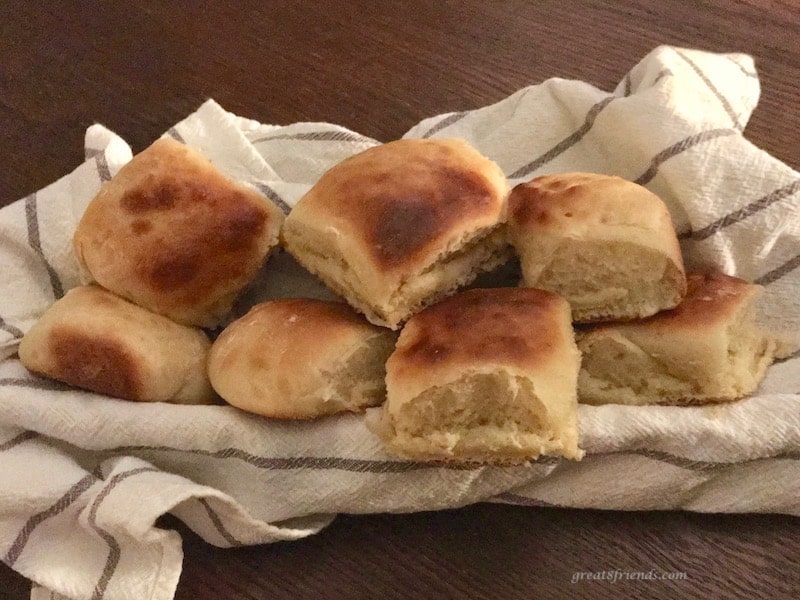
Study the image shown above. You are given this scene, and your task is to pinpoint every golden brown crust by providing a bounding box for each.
[509,173,684,257]
[282,139,511,329]
[212,298,381,374]
[620,271,759,331]
[507,172,687,322]
[389,287,571,378]
[208,298,396,419]
[510,172,665,230]
[290,138,506,274]
[380,286,582,462]
[45,328,143,399]
[73,138,285,327]
[18,286,215,403]
[576,271,776,405]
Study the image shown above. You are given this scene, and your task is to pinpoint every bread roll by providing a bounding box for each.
[377,287,583,464]
[577,272,782,405]
[508,172,686,323]
[18,286,215,404]
[208,298,397,419]
[73,138,285,327]
[282,138,511,329]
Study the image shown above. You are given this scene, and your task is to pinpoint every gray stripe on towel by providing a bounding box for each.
[756,253,800,287]
[614,448,800,472]
[94,153,112,182]
[110,444,560,473]
[251,130,377,145]
[681,179,800,241]
[5,473,97,566]
[0,316,24,339]
[421,112,470,139]
[726,56,758,79]
[25,193,64,300]
[198,498,244,547]
[675,49,744,130]
[633,128,738,186]
[88,467,161,600]
[252,182,292,215]
[509,96,615,179]
[0,430,39,453]
[166,127,186,143]
[0,377,72,392]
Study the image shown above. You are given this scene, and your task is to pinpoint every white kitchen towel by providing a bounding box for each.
[0,45,798,600]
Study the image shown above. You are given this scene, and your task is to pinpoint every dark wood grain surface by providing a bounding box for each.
[2,1,799,598]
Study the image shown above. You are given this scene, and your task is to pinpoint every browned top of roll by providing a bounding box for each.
[208,297,396,419]
[389,287,573,378]
[73,138,285,327]
[630,272,760,330]
[18,285,215,403]
[509,172,675,233]
[285,138,509,272]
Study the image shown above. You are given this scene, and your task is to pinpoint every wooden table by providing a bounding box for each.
[2,2,798,598]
